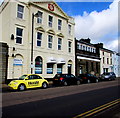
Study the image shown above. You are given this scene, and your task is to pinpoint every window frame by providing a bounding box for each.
[48,15,53,27]
[37,11,43,24]
[16,27,23,44]
[17,4,24,19]
[58,19,62,30]
[48,35,53,49]
[68,41,72,53]
[58,38,62,50]
[36,32,42,47]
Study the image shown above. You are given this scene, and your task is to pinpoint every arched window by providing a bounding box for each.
[35,56,42,74]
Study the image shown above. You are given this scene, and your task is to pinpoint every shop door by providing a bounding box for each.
[68,64,72,74]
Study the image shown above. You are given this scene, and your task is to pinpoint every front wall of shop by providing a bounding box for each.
[76,59,100,76]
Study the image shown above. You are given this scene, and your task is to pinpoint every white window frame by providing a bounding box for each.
[16,27,23,44]
[48,35,53,49]
[68,41,72,53]
[37,11,43,24]
[68,24,71,35]
[58,19,62,30]
[37,32,42,47]
[17,4,24,19]
[58,38,62,50]
[48,15,53,27]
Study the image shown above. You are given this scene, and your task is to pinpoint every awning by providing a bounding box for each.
[57,58,66,64]
[47,58,57,64]
[77,56,100,62]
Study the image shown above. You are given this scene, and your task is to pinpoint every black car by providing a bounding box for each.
[78,74,99,83]
[53,74,81,86]
[100,72,116,81]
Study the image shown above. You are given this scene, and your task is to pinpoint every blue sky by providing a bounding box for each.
[57,2,111,16]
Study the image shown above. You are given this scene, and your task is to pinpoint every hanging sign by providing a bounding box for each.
[13,59,23,66]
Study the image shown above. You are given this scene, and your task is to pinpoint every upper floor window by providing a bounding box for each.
[48,15,53,27]
[37,11,43,24]
[103,57,105,64]
[107,58,109,64]
[68,41,72,53]
[77,43,79,49]
[103,52,104,55]
[16,27,23,44]
[48,35,53,49]
[68,24,71,35]
[17,4,24,19]
[58,38,62,50]
[83,46,85,50]
[37,32,42,47]
[58,19,62,30]
[88,47,90,52]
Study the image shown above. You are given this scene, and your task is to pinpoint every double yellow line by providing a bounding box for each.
[73,99,120,118]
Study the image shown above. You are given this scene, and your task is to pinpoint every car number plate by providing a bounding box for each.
[55,79,58,80]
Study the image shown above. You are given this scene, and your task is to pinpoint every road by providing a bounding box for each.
[2,79,120,118]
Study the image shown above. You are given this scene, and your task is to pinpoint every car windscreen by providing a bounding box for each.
[19,75,27,80]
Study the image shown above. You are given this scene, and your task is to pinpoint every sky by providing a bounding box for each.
[0,0,119,52]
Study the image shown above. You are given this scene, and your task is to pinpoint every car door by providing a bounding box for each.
[25,75,41,88]
[70,74,76,84]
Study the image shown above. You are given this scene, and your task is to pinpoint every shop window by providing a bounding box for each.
[47,64,53,74]
[16,27,23,44]
[57,64,62,74]
[37,32,42,47]
[35,56,42,74]
[17,4,24,19]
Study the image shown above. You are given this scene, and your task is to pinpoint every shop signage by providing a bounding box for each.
[13,59,23,66]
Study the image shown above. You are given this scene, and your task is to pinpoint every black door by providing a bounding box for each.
[68,64,72,74]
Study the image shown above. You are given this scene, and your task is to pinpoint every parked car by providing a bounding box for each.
[8,74,49,91]
[53,74,81,86]
[77,74,99,83]
[100,72,116,81]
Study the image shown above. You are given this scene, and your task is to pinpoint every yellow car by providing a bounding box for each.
[8,74,49,91]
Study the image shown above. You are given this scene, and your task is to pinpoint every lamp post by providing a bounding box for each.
[31,12,39,74]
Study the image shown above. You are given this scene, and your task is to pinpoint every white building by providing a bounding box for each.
[0,0,75,80]
[100,48,113,74]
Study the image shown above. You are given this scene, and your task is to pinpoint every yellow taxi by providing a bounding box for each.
[8,74,49,91]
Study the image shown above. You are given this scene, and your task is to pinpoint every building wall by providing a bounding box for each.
[100,49,113,74]
[1,0,75,79]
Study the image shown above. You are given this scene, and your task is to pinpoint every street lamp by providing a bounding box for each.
[31,11,40,74]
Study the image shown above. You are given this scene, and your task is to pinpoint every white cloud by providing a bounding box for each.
[74,0,118,51]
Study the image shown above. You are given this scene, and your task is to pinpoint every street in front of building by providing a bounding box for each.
[2,78,120,118]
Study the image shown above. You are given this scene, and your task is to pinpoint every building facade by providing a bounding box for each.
[100,48,113,74]
[1,0,75,80]
[75,39,101,76]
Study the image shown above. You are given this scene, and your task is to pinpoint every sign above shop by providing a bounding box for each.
[48,4,54,11]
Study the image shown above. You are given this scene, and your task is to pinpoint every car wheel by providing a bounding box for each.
[76,80,81,85]
[87,79,90,83]
[42,82,48,89]
[63,81,68,86]
[18,84,26,91]
[96,79,99,83]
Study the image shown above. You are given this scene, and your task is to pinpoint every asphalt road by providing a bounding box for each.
[2,79,120,118]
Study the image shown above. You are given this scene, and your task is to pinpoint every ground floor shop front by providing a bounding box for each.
[7,49,75,80]
[76,56,100,77]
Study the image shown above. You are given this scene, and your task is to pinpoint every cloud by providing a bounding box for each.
[73,0,118,51]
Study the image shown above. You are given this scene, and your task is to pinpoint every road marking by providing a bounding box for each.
[73,99,120,118]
